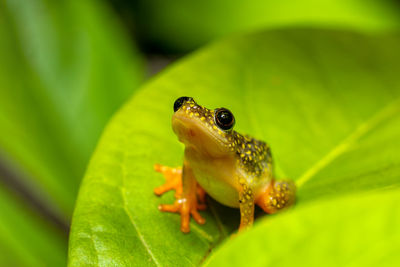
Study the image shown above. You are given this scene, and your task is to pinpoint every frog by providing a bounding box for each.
[154,97,295,233]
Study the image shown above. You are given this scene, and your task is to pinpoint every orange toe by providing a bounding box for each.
[154,164,208,233]
[158,204,179,212]
[191,210,205,224]
[197,186,207,204]
[157,196,206,233]
[154,164,182,197]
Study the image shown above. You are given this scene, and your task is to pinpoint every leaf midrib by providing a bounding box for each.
[120,152,161,266]
[296,97,400,187]
[119,146,216,266]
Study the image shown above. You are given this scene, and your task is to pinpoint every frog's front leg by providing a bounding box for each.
[238,180,255,232]
[154,161,206,233]
[154,164,182,198]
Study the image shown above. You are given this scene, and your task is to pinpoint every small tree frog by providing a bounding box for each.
[154,97,295,233]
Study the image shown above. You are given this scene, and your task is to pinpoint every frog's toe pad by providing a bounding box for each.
[191,210,205,224]
[158,204,179,212]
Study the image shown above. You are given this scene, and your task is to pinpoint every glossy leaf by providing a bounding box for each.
[130,0,400,51]
[0,0,144,216]
[205,188,400,266]
[69,29,400,266]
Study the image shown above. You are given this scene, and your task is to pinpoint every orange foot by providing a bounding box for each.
[154,164,207,233]
[154,164,182,198]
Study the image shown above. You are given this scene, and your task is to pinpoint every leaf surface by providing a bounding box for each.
[205,188,400,267]
[69,29,400,266]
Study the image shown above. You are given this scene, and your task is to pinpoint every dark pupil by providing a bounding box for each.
[216,109,234,130]
[174,96,190,112]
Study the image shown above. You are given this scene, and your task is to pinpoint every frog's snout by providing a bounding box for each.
[174,121,196,141]
[172,115,194,141]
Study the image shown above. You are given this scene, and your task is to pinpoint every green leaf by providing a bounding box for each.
[0,184,67,266]
[69,29,400,266]
[204,188,400,267]
[0,0,144,216]
[131,0,400,51]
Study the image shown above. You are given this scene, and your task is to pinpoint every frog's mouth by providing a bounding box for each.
[172,112,231,157]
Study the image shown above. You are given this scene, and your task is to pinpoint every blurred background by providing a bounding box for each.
[1,0,400,265]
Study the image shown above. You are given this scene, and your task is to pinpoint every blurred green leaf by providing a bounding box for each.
[130,0,400,52]
[0,0,144,264]
[0,184,66,266]
[0,0,144,216]
[205,188,400,267]
[68,28,400,266]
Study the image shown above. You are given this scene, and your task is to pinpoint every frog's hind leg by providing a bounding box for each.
[256,180,296,214]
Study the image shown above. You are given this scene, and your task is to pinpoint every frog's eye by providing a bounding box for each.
[174,96,192,112]
[215,108,235,131]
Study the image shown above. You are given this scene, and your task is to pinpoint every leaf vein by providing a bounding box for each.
[296,98,400,187]
[120,153,161,267]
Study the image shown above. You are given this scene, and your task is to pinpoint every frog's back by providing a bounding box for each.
[232,131,273,182]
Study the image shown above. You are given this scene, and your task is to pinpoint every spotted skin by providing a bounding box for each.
[177,98,272,178]
[177,98,226,137]
[264,180,296,212]
[233,132,272,177]
[155,97,296,233]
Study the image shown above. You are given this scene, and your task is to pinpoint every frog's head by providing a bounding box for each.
[172,96,236,157]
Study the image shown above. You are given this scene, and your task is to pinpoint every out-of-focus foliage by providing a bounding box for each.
[0,0,143,216]
[125,0,400,52]
[68,29,400,266]
[0,0,144,265]
[0,185,66,266]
